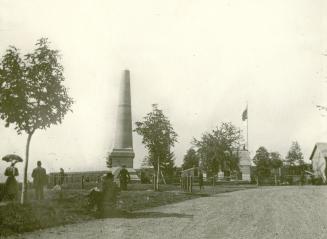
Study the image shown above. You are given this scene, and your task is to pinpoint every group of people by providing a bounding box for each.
[2,160,47,201]
[2,159,130,215]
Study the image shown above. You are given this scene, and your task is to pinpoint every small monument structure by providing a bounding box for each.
[109,70,139,181]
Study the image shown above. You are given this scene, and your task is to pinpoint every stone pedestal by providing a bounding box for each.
[110,167,140,183]
[109,149,134,168]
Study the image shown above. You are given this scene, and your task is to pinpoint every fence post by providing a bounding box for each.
[190,176,193,193]
[187,176,189,192]
[81,176,84,189]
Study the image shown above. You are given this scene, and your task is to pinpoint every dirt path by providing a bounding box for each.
[7,186,327,239]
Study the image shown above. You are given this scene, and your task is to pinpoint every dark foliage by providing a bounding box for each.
[286,141,304,165]
[253,146,271,178]
[0,38,73,203]
[193,122,242,176]
[134,104,178,177]
[0,38,73,134]
[182,148,199,170]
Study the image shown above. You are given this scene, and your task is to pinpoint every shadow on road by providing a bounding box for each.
[97,210,193,219]
[211,194,231,198]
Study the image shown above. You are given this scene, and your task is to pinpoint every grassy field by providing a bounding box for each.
[0,183,256,237]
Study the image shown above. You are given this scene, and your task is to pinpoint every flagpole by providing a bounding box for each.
[247,103,249,151]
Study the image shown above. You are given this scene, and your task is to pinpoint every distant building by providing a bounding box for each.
[309,142,327,182]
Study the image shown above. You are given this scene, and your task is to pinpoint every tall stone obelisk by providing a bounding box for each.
[109,70,135,168]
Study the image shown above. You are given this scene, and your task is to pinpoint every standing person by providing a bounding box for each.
[58,168,66,200]
[199,170,204,190]
[32,161,47,200]
[59,168,65,186]
[118,165,130,191]
[4,162,19,201]
[98,172,120,216]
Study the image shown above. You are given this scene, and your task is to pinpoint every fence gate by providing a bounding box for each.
[181,167,198,193]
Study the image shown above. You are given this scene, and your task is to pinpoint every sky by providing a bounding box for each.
[0,0,326,181]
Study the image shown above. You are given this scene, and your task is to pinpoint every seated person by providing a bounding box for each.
[88,172,120,215]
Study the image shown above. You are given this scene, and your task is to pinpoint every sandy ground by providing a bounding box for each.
[7,186,327,239]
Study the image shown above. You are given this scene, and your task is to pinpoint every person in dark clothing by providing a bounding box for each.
[99,172,120,215]
[59,168,65,186]
[88,172,120,216]
[199,170,204,190]
[118,165,130,191]
[57,168,66,200]
[32,161,47,200]
[4,162,19,201]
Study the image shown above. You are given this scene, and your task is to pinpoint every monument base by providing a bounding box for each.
[109,148,134,168]
[108,148,140,182]
[109,167,140,183]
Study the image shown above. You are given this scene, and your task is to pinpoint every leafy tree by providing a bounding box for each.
[182,148,199,170]
[253,149,284,184]
[193,122,242,176]
[161,151,177,181]
[0,38,73,204]
[270,151,283,185]
[134,104,178,188]
[270,152,283,169]
[253,146,271,179]
[253,148,286,184]
[140,156,152,167]
[286,141,304,165]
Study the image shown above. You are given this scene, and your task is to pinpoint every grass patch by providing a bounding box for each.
[0,184,255,237]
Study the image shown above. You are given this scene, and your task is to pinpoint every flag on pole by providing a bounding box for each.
[242,107,248,121]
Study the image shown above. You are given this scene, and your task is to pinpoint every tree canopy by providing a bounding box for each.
[270,151,283,169]
[134,104,178,177]
[253,146,271,178]
[182,148,199,170]
[0,38,73,134]
[193,122,242,176]
[0,38,73,203]
[253,147,284,182]
[286,141,304,165]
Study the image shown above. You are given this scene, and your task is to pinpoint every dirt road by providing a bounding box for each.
[8,186,327,239]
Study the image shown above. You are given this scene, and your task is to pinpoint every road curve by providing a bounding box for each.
[7,186,327,239]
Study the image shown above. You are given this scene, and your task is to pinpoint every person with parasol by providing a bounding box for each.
[2,154,23,201]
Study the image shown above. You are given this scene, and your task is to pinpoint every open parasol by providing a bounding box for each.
[2,154,23,163]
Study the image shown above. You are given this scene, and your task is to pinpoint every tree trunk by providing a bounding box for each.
[156,156,160,191]
[153,174,156,190]
[21,131,34,204]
